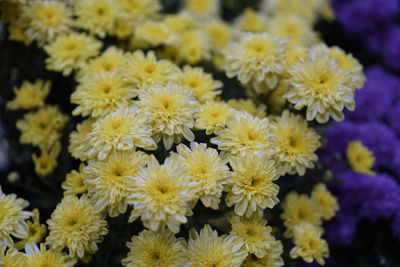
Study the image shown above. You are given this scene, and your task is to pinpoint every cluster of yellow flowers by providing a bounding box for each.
[1,0,365,266]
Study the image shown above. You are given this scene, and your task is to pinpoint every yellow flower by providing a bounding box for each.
[164,13,196,34]
[0,187,32,248]
[242,240,284,267]
[205,20,233,50]
[20,1,72,45]
[8,22,33,45]
[267,15,318,47]
[225,32,287,89]
[127,154,198,233]
[280,192,322,238]
[195,101,233,135]
[112,18,133,39]
[68,118,95,161]
[227,99,267,118]
[77,46,125,81]
[271,110,321,176]
[228,213,275,258]
[44,32,101,76]
[134,20,179,47]
[62,164,88,196]
[16,105,68,150]
[184,0,219,18]
[211,111,272,157]
[6,79,50,110]
[346,140,375,175]
[121,50,180,89]
[85,150,149,217]
[0,247,26,266]
[174,30,211,64]
[71,72,135,118]
[46,195,108,259]
[24,242,76,267]
[87,107,156,160]
[186,224,247,267]
[176,65,222,103]
[137,82,198,150]
[287,51,357,123]
[121,229,186,267]
[311,183,339,220]
[32,142,61,177]
[15,209,47,250]
[226,153,280,217]
[234,8,268,33]
[289,222,329,265]
[267,79,289,114]
[313,44,365,89]
[176,142,230,210]
[117,0,160,23]
[74,0,119,38]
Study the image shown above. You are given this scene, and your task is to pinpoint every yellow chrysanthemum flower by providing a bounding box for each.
[16,105,68,150]
[24,242,76,267]
[77,46,125,81]
[267,15,318,47]
[205,20,233,50]
[271,110,321,176]
[313,44,365,89]
[0,187,32,248]
[228,213,275,258]
[176,142,230,210]
[74,0,119,38]
[289,222,329,265]
[185,224,247,267]
[137,82,198,150]
[71,72,135,118]
[20,1,72,45]
[112,18,134,40]
[127,154,198,233]
[234,8,268,33]
[226,153,280,217]
[0,247,26,266]
[32,142,61,177]
[121,50,180,89]
[195,101,234,135]
[346,140,376,175]
[242,239,284,267]
[87,107,156,160]
[227,99,267,118]
[117,0,160,23]
[134,20,179,47]
[176,65,222,103]
[280,192,322,238]
[14,209,46,250]
[6,79,50,110]
[211,111,272,157]
[225,32,287,89]
[121,229,186,267]
[62,164,88,196]
[44,32,101,76]
[46,195,108,259]
[164,13,196,34]
[8,22,33,45]
[311,183,339,220]
[85,150,149,217]
[184,0,219,18]
[68,118,95,161]
[286,51,357,123]
[171,29,211,65]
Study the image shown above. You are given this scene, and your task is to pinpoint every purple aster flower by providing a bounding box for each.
[384,27,400,72]
[387,103,400,139]
[324,212,358,246]
[346,67,394,122]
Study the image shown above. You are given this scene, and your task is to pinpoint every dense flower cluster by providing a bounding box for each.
[320,66,400,246]
[1,0,361,266]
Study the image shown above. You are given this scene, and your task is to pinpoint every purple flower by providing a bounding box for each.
[387,103,400,139]
[346,67,394,122]
[384,27,400,72]
[324,212,358,246]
